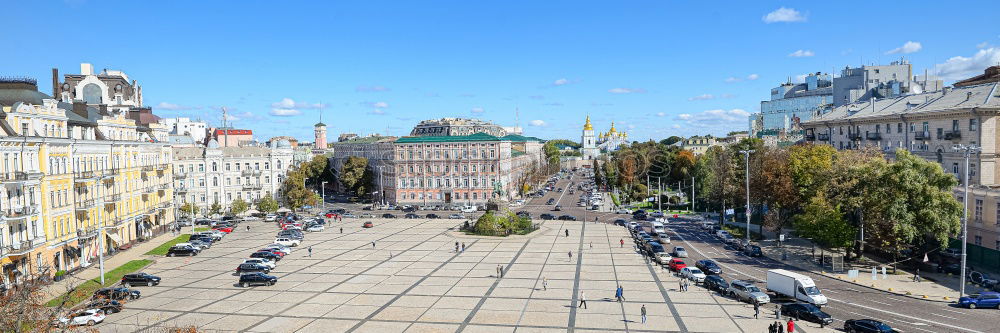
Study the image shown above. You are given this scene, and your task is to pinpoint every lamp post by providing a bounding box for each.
[321,181,328,212]
[739,149,754,243]
[954,144,980,299]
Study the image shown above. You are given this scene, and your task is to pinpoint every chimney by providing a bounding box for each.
[80,63,94,75]
[51,68,59,98]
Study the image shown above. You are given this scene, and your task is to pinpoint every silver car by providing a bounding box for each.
[726,280,770,304]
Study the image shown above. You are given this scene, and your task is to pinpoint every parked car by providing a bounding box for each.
[558,215,577,221]
[553,205,562,211]
[616,209,630,214]
[680,267,707,283]
[239,272,278,287]
[937,263,962,275]
[250,251,282,261]
[540,214,555,220]
[404,213,420,219]
[213,226,234,233]
[449,214,464,219]
[744,245,763,257]
[726,280,769,304]
[382,213,396,218]
[653,251,673,264]
[86,300,122,314]
[613,219,627,226]
[667,258,687,272]
[264,214,277,222]
[237,263,271,274]
[242,258,276,269]
[94,287,140,301]
[695,260,722,275]
[959,291,1000,309]
[166,245,199,257]
[703,275,728,293]
[187,240,211,250]
[672,246,688,258]
[306,224,325,232]
[121,273,160,287]
[426,213,440,219]
[363,221,374,228]
[780,303,833,326]
[843,319,894,333]
[257,248,287,258]
[343,213,357,218]
[55,309,105,327]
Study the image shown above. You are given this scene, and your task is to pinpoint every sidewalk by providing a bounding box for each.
[42,231,177,301]
[717,218,984,303]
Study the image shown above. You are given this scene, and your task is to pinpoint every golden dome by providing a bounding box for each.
[608,121,617,133]
[584,115,593,131]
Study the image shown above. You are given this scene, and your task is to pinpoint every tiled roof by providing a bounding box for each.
[395,132,503,143]
[501,134,544,142]
[804,82,1000,124]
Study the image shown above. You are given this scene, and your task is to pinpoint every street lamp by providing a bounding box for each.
[954,144,980,299]
[739,149,754,244]
[321,181,328,212]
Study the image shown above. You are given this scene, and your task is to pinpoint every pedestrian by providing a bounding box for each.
[372,241,376,249]
[455,241,460,252]
[678,279,684,292]
[565,229,569,237]
[753,300,760,319]
[778,322,784,333]
[615,286,621,302]
[542,277,548,290]
[683,279,689,292]
[461,243,466,252]
[768,322,775,333]
[620,238,624,247]
[786,318,794,333]
[640,304,647,324]
[913,268,921,282]
[497,264,502,278]
[589,242,592,250]
[775,304,781,320]
[568,251,573,261]
[308,246,313,257]
[500,265,505,278]
[578,291,587,309]
[340,227,343,233]
[246,225,250,231]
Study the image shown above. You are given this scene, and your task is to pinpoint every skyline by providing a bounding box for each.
[4,1,1000,142]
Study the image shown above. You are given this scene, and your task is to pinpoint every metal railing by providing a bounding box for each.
[914,131,930,140]
[817,133,830,141]
[945,130,962,140]
[75,199,97,210]
[865,132,882,140]
[241,170,261,177]
[243,184,263,190]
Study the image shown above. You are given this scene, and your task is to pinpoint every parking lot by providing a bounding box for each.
[94,216,831,333]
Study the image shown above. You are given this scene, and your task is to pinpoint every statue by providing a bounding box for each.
[492,180,505,198]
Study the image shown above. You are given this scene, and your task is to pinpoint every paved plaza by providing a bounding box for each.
[96,218,833,333]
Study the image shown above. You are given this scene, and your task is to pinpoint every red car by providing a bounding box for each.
[213,226,234,233]
[256,249,286,258]
[363,221,374,228]
[668,258,687,272]
[324,213,337,218]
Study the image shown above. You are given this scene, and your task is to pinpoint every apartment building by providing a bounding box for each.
[172,140,293,214]
[802,67,1000,249]
[0,73,173,287]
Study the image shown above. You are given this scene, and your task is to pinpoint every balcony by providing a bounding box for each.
[75,199,97,210]
[77,226,99,239]
[945,130,962,140]
[817,133,830,141]
[0,239,43,257]
[241,170,262,177]
[158,184,170,191]
[243,184,263,190]
[174,172,187,179]
[106,194,121,202]
[143,187,155,194]
[804,133,816,141]
[74,171,100,182]
[847,133,862,141]
[866,132,882,140]
[141,165,156,172]
[156,164,169,171]
[914,131,930,140]
[175,187,188,194]
[0,171,43,184]
[1,206,37,220]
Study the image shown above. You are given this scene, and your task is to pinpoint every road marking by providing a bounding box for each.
[927,312,960,320]
[869,299,892,306]
[826,298,983,333]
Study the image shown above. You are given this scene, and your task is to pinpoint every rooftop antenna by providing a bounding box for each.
[515,107,520,133]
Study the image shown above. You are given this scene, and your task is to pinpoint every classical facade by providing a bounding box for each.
[581,116,599,159]
[0,73,173,287]
[332,119,546,206]
[802,67,1000,249]
[581,116,628,159]
[172,140,293,214]
[410,118,507,137]
[597,121,629,152]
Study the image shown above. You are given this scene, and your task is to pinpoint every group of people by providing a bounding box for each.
[454,241,466,253]
[678,278,690,292]
[768,319,795,333]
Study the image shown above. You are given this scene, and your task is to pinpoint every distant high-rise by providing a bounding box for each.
[314,121,327,150]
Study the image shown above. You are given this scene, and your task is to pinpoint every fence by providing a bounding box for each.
[949,238,1000,272]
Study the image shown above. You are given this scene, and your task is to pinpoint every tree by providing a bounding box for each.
[671,150,696,183]
[179,202,198,217]
[793,195,856,250]
[660,136,683,146]
[875,149,962,251]
[753,148,798,233]
[788,143,838,201]
[257,195,279,213]
[825,148,888,258]
[208,201,222,216]
[282,171,315,211]
[230,197,249,216]
[340,156,369,197]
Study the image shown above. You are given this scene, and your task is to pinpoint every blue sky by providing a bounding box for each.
[4,1,999,142]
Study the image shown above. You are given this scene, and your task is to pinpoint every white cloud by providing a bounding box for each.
[369,109,386,115]
[763,7,806,23]
[656,112,666,117]
[361,101,389,108]
[978,42,990,49]
[608,88,646,94]
[553,78,572,86]
[674,109,750,129]
[688,94,714,101]
[269,108,301,116]
[529,120,547,127]
[747,74,760,80]
[725,77,742,83]
[671,124,681,129]
[932,47,1000,80]
[271,98,326,109]
[471,107,485,114]
[887,41,922,54]
[356,85,390,92]
[793,74,809,83]
[788,50,815,57]
[156,102,197,110]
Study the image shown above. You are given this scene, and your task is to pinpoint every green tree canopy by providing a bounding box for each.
[256,195,279,213]
[230,197,249,215]
[179,202,198,217]
[208,201,222,216]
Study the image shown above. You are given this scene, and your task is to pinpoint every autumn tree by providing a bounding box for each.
[256,195,279,213]
[230,197,249,215]
[179,202,199,217]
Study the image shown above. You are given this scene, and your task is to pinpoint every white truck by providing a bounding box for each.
[766,269,828,306]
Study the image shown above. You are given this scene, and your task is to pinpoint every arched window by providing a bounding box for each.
[212,162,218,171]
[82,83,103,104]
[277,160,283,169]
[212,177,218,186]
[936,149,944,163]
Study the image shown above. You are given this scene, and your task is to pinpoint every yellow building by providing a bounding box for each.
[0,74,173,287]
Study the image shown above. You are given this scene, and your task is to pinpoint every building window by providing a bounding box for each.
[975,199,983,222]
[996,202,1000,225]
[225,163,231,171]
[970,119,978,131]
[975,235,982,246]
[264,162,270,169]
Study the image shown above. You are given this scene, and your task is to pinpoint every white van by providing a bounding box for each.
[652,222,666,234]
[460,205,476,213]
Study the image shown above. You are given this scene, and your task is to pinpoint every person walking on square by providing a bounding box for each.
[461,242,466,252]
[565,229,569,237]
[615,285,623,302]
[620,238,624,247]
[619,285,625,301]
[640,304,647,324]
[578,291,587,309]
[678,279,684,292]
[786,318,794,333]
[372,241,376,249]
[455,241,459,252]
[568,251,573,261]
[500,265,505,278]
[497,264,502,277]
[246,225,250,231]
[753,299,760,319]
[543,277,548,290]
[778,322,784,333]
[308,246,313,257]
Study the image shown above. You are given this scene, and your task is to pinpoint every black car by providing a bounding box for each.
[540,214,555,220]
[402,206,416,212]
[166,245,199,257]
[744,245,763,257]
[382,213,396,218]
[546,198,556,205]
[426,213,440,219]
[558,215,577,221]
[613,219,627,226]
[121,273,160,287]
[703,275,728,293]
[516,211,531,218]
[695,260,722,275]
[781,303,833,326]
[404,213,420,219]
[237,263,270,274]
[239,272,278,287]
[94,287,140,300]
[843,319,894,333]
[553,205,562,211]
[86,300,123,314]
[250,251,282,261]
[937,263,962,275]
